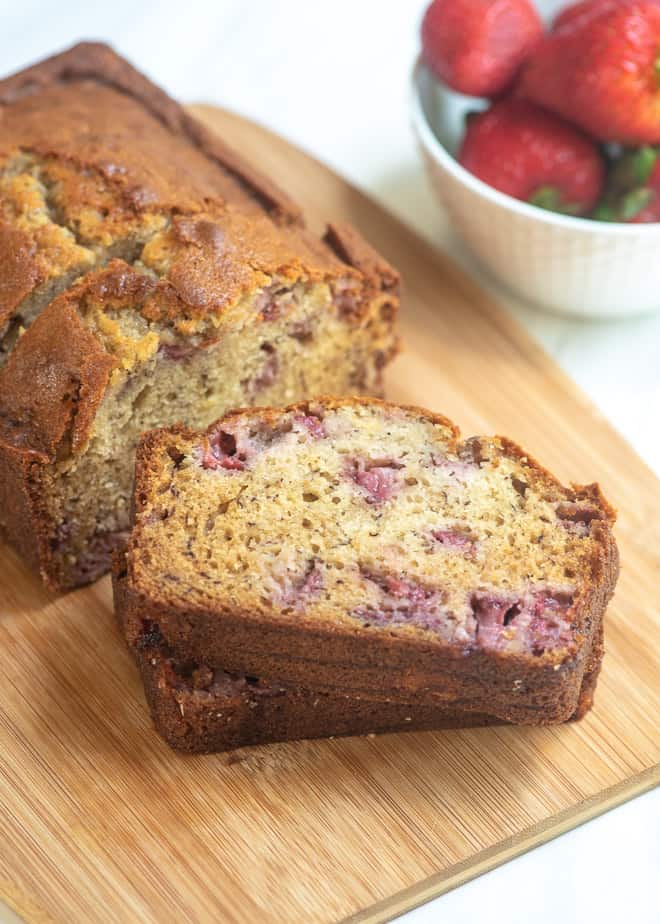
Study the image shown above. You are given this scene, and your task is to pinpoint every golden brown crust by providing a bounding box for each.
[0,44,399,332]
[324,223,401,295]
[210,395,460,443]
[0,222,44,322]
[0,300,116,588]
[0,448,44,576]
[0,43,399,336]
[137,211,355,323]
[0,42,302,225]
[0,47,400,591]
[123,398,618,726]
[0,299,115,457]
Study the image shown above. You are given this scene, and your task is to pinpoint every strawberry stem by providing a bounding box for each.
[620,187,654,220]
[529,186,580,215]
[591,146,659,221]
[629,147,657,185]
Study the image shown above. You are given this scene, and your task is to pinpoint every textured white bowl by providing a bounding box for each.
[412,60,660,320]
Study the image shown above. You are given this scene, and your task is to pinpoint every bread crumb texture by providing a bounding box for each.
[130,401,612,657]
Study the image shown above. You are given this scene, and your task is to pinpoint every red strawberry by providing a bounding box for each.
[553,0,611,30]
[593,146,660,221]
[421,0,542,98]
[458,98,605,214]
[519,1,660,145]
[553,0,660,31]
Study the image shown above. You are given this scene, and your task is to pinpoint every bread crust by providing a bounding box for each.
[0,42,302,225]
[114,569,601,752]
[0,301,117,586]
[0,46,400,591]
[123,397,618,726]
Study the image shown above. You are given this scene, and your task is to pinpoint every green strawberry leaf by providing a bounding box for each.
[620,187,654,220]
[610,147,658,191]
[630,147,658,185]
[529,186,580,215]
[592,203,618,222]
[592,146,660,222]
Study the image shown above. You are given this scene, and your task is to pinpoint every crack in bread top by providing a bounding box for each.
[0,66,392,357]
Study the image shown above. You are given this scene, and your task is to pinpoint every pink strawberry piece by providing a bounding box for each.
[201,418,291,472]
[356,571,450,635]
[256,284,297,322]
[431,453,478,482]
[159,341,196,361]
[294,414,326,439]
[200,429,246,471]
[471,592,519,650]
[253,344,279,391]
[332,278,363,319]
[471,589,574,654]
[214,455,245,471]
[380,574,430,603]
[528,591,574,653]
[299,563,324,597]
[432,529,477,555]
[348,457,404,504]
[279,560,324,609]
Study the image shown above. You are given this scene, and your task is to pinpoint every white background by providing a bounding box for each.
[0,1,657,922]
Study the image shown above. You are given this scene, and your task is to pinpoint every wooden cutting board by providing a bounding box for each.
[1,106,658,924]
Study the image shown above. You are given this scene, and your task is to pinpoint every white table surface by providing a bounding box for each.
[1,1,657,922]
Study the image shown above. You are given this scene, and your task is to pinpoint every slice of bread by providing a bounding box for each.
[115,569,602,752]
[118,397,618,725]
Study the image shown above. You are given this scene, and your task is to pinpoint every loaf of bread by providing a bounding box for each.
[115,566,601,752]
[118,397,618,726]
[0,44,399,590]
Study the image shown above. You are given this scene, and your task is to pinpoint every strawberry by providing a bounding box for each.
[458,98,605,214]
[593,146,660,221]
[421,0,542,98]
[553,0,660,31]
[553,0,611,30]
[519,1,660,145]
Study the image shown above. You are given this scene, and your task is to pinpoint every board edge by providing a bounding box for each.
[343,764,660,924]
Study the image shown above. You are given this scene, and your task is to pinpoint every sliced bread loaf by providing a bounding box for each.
[118,398,618,725]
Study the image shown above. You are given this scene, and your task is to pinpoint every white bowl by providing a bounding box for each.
[411,59,660,320]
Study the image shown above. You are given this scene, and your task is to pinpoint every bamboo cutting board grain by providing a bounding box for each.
[0,107,658,924]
